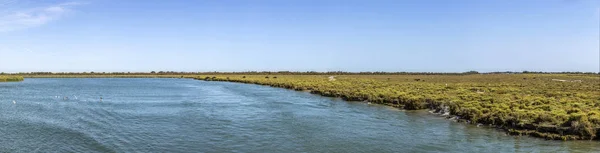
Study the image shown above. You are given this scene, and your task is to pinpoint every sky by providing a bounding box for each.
[0,0,598,72]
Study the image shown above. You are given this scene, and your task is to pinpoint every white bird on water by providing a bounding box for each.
[13,100,16,104]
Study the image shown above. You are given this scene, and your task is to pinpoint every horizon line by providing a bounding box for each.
[3,71,599,74]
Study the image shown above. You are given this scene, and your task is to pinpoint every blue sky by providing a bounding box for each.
[0,0,598,72]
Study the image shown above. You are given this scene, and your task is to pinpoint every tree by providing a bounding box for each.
[151,71,156,74]
[463,71,479,74]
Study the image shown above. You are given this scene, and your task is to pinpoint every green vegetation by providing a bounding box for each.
[0,76,24,82]
[9,71,600,140]
[196,74,600,141]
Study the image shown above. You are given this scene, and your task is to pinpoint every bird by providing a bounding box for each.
[12,100,16,104]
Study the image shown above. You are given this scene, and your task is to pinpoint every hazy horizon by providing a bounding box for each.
[1,0,599,72]
[3,70,599,74]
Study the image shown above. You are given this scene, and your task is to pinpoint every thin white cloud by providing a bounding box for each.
[0,1,83,32]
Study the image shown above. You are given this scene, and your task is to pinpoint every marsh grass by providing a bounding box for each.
[0,76,24,82]
[12,72,600,140]
[198,74,600,141]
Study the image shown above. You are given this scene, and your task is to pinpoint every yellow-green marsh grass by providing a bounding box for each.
[198,74,600,141]
[0,76,24,82]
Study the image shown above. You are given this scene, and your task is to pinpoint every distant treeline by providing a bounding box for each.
[5,71,599,75]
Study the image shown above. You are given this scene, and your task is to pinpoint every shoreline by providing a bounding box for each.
[0,76,24,82]
[196,76,599,141]
[13,75,600,141]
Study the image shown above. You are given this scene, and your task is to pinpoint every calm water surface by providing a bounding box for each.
[0,78,598,152]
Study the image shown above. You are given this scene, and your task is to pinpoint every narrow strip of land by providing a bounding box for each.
[0,76,24,82]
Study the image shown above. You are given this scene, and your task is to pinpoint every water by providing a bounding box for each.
[0,78,598,153]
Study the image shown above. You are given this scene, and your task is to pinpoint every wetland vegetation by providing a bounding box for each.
[6,71,600,141]
[195,73,600,141]
[0,75,24,82]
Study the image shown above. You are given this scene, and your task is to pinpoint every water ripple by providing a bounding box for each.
[0,78,597,152]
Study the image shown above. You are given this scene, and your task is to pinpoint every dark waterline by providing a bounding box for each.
[0,78,597,152]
